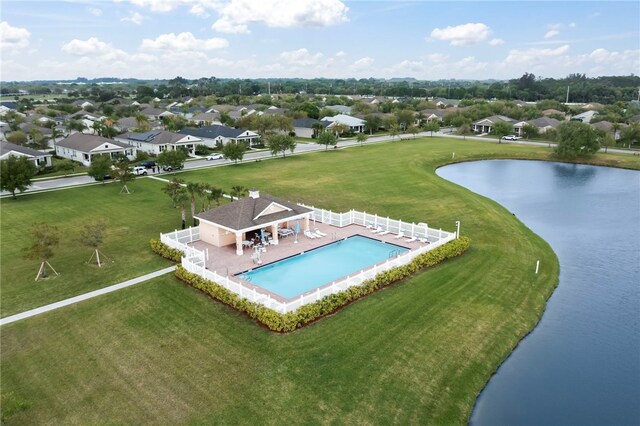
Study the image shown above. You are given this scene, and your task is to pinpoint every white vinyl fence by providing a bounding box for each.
[161,208,457,314]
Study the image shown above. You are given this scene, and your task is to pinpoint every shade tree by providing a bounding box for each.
[0,155,37,199]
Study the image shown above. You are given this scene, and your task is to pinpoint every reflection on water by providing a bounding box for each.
[437,160,640,426]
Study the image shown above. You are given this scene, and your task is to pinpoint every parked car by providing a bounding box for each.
[138,160,156,168]
[503,135,520,140]
[206,153,224,160]
[132,166,148,175]
[162,164,184,172]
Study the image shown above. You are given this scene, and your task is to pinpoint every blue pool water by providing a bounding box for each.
[238,235,408,299]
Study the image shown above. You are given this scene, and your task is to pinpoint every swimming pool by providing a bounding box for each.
[237,235,409,299]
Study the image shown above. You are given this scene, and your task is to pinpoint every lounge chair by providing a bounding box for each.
[405,235,418,243]
[394,232,405,239]
[366,223,375,230]
[371,226,383,234]
[314,228,327,237]
[378,229,390,236]
[304,230,317,239]
[418,237,430,244]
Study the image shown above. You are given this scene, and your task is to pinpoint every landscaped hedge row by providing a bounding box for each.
[149,239,184,263]
[174,236,471,332]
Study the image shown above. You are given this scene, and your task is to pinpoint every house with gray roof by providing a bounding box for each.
[192,112,222,126]
[292,118,328,138]
[0,141,52,167]
[195,189,313,255]
[571,110,598,123]
[179,125,259,147]
[512,117,561,136]
[590,120,627,139]
[320,114,365,133]
[55,133,135,166]
[116,130,203,155]
[472,115,517,134]
[140,107,174,121]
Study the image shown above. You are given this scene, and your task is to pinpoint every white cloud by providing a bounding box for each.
[426,53,448,63]
[430,23,491,46]
[489,38,505,46]
[336,50,346,57]
[350,57,373,69]
[62,37,118,56]
[1,21,31,49]
[279,48,323,66]
[87,7,103,16]
[140,32,228,50]
[189,4,209,17]
[569,22,576,28]
[505,44,570,64]
[547,23,562,30]
[544,30,559,39]
[212,0,349,34]
[117,0,191,13]
[121,11,145,24]
[208,57,235,67]
[454,56,488,74]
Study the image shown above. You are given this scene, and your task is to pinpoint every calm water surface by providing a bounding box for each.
[437,160,640,426]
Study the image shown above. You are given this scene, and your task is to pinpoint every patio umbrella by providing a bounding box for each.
[260,228,265,242]
[294,222,300,235]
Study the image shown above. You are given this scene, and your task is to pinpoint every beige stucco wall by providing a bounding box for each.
[200,221,237,247]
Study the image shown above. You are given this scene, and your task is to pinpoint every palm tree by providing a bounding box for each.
[331,123,349,138]
[50,127,62,146]
[174,187,189,230]
[205,185,224,209]
[185,182,202,226]
[311,122,324,138]
[356,132,368,146]
[611,122,622,149]
[162,177,185,208]
[230,185,247,199]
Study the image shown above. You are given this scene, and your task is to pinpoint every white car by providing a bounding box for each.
[206,153,224,160]
[132,166,148,175]
[503,135,520,141]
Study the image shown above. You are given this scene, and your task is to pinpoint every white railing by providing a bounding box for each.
[161,211,457,314]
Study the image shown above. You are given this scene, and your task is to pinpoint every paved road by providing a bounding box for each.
[2,131,637,197]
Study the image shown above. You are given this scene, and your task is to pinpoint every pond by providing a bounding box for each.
[437,160,640,425]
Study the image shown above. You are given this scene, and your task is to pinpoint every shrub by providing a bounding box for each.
[172,237,471,332]
[149,239,183,262]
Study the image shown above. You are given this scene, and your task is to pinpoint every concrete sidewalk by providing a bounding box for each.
[0,265,176,326]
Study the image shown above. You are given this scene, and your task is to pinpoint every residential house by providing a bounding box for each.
[116,130,203,155]
[571,110,598,123]
[55,133,135,166]
[320,114,365,133]
[0,141,52,167]
[115,117,139,133]
[513,117,561,136]
[192,112,222,127]
[0,102,20,117]
[18,123,53,145]
[179,125,260,147]
[590,121,627,139]
[140,107,175,121]
[260,106,286,116]
[325,105,352,115]
[292,118,328,138]
[542,109,566,118]
[472,115,517,134]
[72,99,95,109]
[419,109,446,123]
[434,98,460,108]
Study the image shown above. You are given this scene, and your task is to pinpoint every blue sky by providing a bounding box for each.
[1,0,639,81]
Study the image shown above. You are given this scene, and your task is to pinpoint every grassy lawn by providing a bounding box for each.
[0,179,179,317]
[1,137,638,424]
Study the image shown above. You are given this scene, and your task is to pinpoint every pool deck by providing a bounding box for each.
[189,222,429,302]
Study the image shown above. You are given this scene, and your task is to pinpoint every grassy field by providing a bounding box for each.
[1,137,638,424]
[0,179,177,316]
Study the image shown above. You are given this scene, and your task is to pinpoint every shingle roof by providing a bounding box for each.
[121,130,189,145]
[56,133,129,151]
[195,193,312,231]
[293,118,327,129]
[179,125,248,139]
[527,117,561,128]
[0,141,50,157]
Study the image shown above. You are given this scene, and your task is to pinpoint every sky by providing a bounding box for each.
[1,0,639,82]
